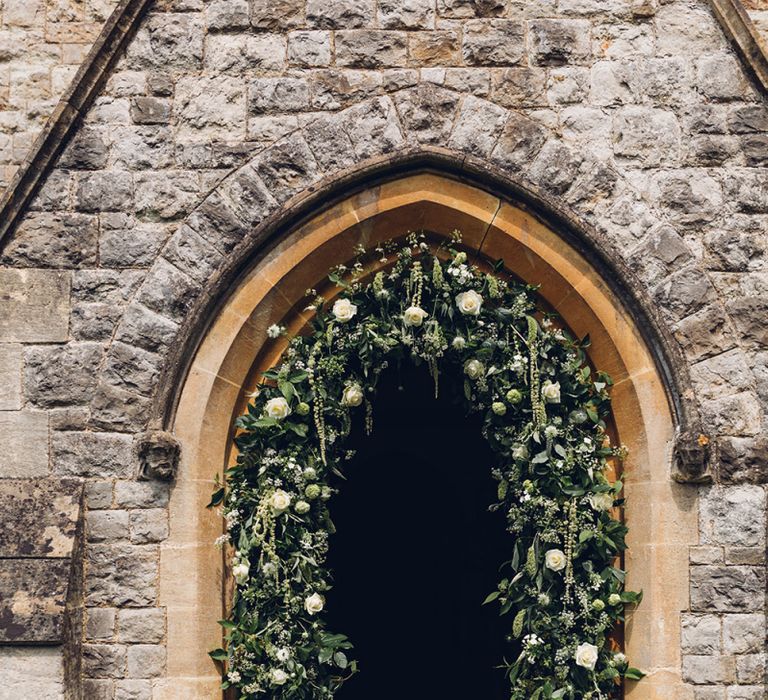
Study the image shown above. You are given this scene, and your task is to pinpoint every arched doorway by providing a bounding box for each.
[156,171,694,700]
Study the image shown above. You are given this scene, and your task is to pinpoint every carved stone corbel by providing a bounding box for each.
[136,431,181,482]
[672,428,716,484]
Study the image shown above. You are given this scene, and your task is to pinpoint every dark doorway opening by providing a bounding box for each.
[326,362,511,699]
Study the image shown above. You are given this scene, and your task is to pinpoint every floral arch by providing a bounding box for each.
[159,171,695,700]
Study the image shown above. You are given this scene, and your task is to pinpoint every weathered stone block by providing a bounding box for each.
[724,171,768,214]
[701,392,762,438]
[336,30,407,68]
[115,679,152,700]
[728,105,768,134]
[437,0,506,17]
[253,134,320,202]
[612,106,680,167]
[72,271,143,306]
[673,305,735,362]
[726,297,768,350]
[58,126,109,169]
[83,643,127,679]
[70,302,122,342]
[110,126,175,171]
[690,565,766,612]
[528,19,591,66]
[162,227,223,286]
[75,172,133,213]
[682,654,735,685]
[650,171,723,227]
[217,165,278,229]
[718,436,768,484]
[3,212,98,267]
[205,33,287,73]
[82,679,115,700]
[251,0,303,29]
[343,97,404,160]
[126,644,165,678]
[288,31,332,67]
[302,113,358,172]
[249,77,310,114]
[86,544,158,607]
[310,69,383,111]
[449,95,507,157]
[86,482,114,510]
[547,66,589,104]
[491,67,547,108]
[24,343,102,407]
[137,258,199,323]
[735,655,765,685]
[86,608,116,641]
[722,614,766,654]
[306,0,375,28]
[681,614,721,654]
[99,214,168,269]
[134,171,200,221]
[114,480,170,509]
[207,0,249,30]
[115,303,179,354]
[697,53,750,101]
[0,648,65,697]
[129,509,169,544]
[379,0,434,28]
[491,112,548,171]
[126,15,204,70]
[88,510,130,543]
[463,20,524,66]
[52,431,133,479]
[174,75,246,140]
[0,270,70,343]
[0,345,22,411]
[699,485,766,548]
[130,97,171,125]
[528,139,582,195]
[690,349,754,402]
[89,382,154,433]
[0,412,49,478]
[393,84,459,145]
[408,31,460,66]
[117,608,165,643]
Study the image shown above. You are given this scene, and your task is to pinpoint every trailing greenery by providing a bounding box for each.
[209,233,643,699]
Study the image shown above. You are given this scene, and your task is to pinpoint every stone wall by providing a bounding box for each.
[0,0,766,698]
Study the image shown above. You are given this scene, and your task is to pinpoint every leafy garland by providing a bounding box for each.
[209,233,643,699]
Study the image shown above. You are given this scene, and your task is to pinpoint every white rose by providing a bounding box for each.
[545,548,567,572]
[588,492,614,511]
[612,652,626,666]
[456,289,483,316]
[464,359,484,379]
[575,642,599,671]
[305,592,324,615]
[512,444,529,461]
[541,380,561,404]
[265,397,291,420]
[269,489,292,514]
[275,647,291,662]
[332,298,357,323]
[403,305,429,327]
[341,383,364,407]
[270,668,289,685]
[232,560,250,585]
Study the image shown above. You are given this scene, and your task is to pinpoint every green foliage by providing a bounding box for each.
[212,238,640,698]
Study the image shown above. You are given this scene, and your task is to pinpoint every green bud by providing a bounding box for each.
[296,402,310,416]
[492,401,507,416]
[525,545,537,577]
[608,593,622,606]
[295,501,311,515]
[506,388,523,404]
[304,484,321,500]
[592,599,606,611]
[512,609,526,638]
[455,251,467,264]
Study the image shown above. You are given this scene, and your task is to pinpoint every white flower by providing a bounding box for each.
[464,359,484,380]
[512,444,529,461]
[608,593,622,606]
[455,289,483,316]
[403,305,429,327]
[452,336,466,349]
[542,380,561,403]
[275,647,291,662]
[270,668,289,685]
[575,642,599,670]
[612,652,626,666]
[332,298,357,323]
[228,670,241,683]
[341,383,364,407]
[267,324,282,338]
[305,593,324,615]
[214,534,229,548]
[544,425,558,439]
[265,397,291,420]
[545,549,567,572]
[269,489,292,514]
[588,492,614,511]
[232,560,250,585]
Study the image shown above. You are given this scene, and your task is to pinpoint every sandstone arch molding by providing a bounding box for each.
[160,171,696,700]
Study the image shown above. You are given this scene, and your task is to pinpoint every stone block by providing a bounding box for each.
[59,126,109,170]
[449,95,507,157]
[724,171,768,214]
[704,219,766,272]
[491,67,547,108]
[379,0,434,28]
[117,607,165,643]
[462,20,525,66]
[0,648,65,697]
[126,15,204,70]
[393,84,460,145]
[612,106,681,167]
[690,565,766,612]
[681,614,721,654]
[89,383,153,433]
[728,105,768,134]
[162,227,223,286]
[0,412,49,478]
[690,349,754,403]
[207,0,249,30]
[301,114,358,172]
[72,270,143,305]
[735,654,765,685]
[0,270,70,343]
[528,139,582,195]
[437,0,506,17]
[408,31,460,66]
[306,0,375,28]
[71,302,123,342]
[251,0,303,29]
[725,547,765,565]
[114,481,170,509]
[126,644,165,678]
[0,559,70,642]
[682,655,736,685]
[24,343,102,408]
[689,546,724,566]
[52,431,133,479]
[726,297,768,350]
[673,305,735,363]
[723,614,766,654]
[115,303,179,354]
[727,688,765,700]
[650,171,723,227]
[86,544,158,607]
[174,75,246,140]
[111,126,176,171]
[86,482,114,510]
[130,97,171,125]
[697,53,750,101]
[547,66,589,104]
[253,134,320,203]
[129,509,169,544]
[718,436,768,484]
[310,69,383,111]
[88,510,130,543]
[343,96,404,160]
[288,31,332,67]
[701,392,762,438]
[115,679,152,700]
[336,30,407,68]
[137,259,199,323]
[82,679,115,699]
[652,264,717,318]
[0,345,22,410]
[86,608,116,641]
[135,171,199,221]
[82,643,127,679]
[75,172,134,213]
[491,111,548,171]
[249,77,310,114]
[528,19,591,66]
[216,165,278,230]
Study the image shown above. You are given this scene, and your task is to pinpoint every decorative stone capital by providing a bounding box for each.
[136,431,180,482]
[672,429,715,484]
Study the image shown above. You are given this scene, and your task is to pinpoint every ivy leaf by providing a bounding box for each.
[208,648,228,661]
[207,487,225,509]
[279,380,295,401]
[624,668,645,680]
